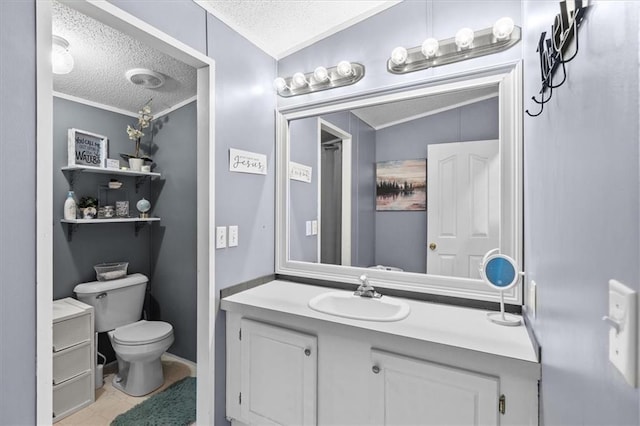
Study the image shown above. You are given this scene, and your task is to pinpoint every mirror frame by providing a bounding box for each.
[276,62,523,305]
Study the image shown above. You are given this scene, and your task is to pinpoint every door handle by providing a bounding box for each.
[429,243,437,251]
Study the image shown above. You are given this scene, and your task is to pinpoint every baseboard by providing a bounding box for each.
[163,352,197,376]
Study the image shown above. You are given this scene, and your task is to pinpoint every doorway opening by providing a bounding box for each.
[317,119,352,266]
[36,1,215,424]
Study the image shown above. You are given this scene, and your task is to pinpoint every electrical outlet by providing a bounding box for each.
[306,221,312,236]
[216,226,227,249]
[312,220,318,235]
[228,225,238,247]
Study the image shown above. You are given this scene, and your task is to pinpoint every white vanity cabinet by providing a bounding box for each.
[52,298,95,423]
[369,349,499,425]
[232,319,317,426]
[223,281,540,426]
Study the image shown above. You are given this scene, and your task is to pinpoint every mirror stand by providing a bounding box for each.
[480,249,522,327]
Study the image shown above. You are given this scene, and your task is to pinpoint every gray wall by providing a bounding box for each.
[289,111,376,267]
[148,101,198,361]
[0,0,276,424]
[375,98,498,273]
[277,1,522,110]
[523,1,640,425]
[52,98,198,363]
[52,97,152,300]
[206,12,276,426]
[0,1,37,424]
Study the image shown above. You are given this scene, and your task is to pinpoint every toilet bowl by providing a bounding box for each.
[108,320,174,396]
[73,274,175,397]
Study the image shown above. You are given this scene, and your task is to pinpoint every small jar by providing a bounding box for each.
[99,206,115,219]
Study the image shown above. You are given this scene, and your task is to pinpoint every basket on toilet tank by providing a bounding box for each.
[74,273,147,332]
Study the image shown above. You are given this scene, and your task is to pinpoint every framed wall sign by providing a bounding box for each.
[68,128,108,168]
[289,161,312,183]
[229,148,267,175]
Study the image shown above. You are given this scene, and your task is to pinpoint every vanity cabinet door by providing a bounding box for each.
[240,319,317,426]
[369,349,499,426]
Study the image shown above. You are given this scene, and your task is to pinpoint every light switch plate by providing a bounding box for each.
[216,226,227,249]
[311,220,318,235]
[606,279,637,387]
[305,221,312,236]
[228,225,238,247]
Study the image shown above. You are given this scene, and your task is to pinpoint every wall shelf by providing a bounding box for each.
[61,217,161,241]
[61,165,161,192]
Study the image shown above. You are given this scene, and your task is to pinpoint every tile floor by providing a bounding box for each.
[57,355,195,426]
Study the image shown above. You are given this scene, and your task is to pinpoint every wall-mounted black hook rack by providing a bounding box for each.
[526,0,589,117]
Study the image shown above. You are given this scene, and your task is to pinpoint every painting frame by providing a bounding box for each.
[376,158,427,211]
[67,128,109,168]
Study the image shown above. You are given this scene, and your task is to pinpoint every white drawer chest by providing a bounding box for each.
[52,298,95,423]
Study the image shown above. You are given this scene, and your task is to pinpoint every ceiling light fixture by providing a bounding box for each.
[52,35,74,75]
[274,61,365,98]
[387,17,521,75]
[125,68,165,89]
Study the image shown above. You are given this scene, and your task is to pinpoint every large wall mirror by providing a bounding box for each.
[276,63,522,304]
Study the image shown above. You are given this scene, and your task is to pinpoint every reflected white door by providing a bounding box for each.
[427,140,499,278]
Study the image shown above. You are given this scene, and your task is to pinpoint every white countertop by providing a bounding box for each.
[221,280,539,364]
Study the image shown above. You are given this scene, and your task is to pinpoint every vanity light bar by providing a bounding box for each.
[274,62,365,98]
[387,18,521,74]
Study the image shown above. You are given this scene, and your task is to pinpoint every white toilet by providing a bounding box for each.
[74,273,174,396]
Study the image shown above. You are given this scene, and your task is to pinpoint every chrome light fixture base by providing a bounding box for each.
[275,63,365,98]
[387,26,521,74]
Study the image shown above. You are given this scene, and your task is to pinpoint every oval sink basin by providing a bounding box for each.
[308,291,410,322]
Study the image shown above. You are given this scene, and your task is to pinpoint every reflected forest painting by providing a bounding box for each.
[376,159,427,211]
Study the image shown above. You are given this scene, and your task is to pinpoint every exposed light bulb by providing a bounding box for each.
[455,28,475,49]
[493,17,515,40]
[291,72,308,88]
[336,61,353,77]
[421,38,439,58]
[52,35,74,75]
[390,47,408,66]
[313,66,329,83]
[273,77,287,91]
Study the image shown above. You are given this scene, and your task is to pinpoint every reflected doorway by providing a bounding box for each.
[318,119,351,266]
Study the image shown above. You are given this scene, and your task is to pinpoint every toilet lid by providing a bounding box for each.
[113,320,173,345]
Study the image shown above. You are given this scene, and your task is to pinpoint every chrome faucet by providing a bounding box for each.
[354,274,382,298]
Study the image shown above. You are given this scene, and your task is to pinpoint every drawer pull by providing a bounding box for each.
[96,292,107,299]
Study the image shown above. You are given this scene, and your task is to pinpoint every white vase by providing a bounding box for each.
[129,158,144,171]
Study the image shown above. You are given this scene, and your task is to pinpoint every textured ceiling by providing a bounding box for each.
[52,1,197,115]
[195,0,400,58]
[352,86,499,130]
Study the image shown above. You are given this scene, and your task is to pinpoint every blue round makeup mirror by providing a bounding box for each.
[479,249,522,326]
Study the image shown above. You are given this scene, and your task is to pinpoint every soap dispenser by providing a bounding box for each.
[64,191,77,220]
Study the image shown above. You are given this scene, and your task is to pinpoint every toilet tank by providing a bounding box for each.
[74,273,148,332]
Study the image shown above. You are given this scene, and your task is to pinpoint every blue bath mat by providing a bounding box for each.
[111,376,196,426]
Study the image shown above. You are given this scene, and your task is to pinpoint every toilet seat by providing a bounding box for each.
[112,320,173,346]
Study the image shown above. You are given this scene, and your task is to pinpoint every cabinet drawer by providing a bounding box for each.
[53,314,90,352]
[53,371,93,422]
[53,341,92,385]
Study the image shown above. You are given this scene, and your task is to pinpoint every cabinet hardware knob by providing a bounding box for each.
[304,349,311,356]
[429,243,437,251]
[372,365,380,374]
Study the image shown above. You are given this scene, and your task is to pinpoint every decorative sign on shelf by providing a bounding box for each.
[68,128,108,167]
[526,0,589,117]
[229,148,267,175]
[289,161,312,183]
